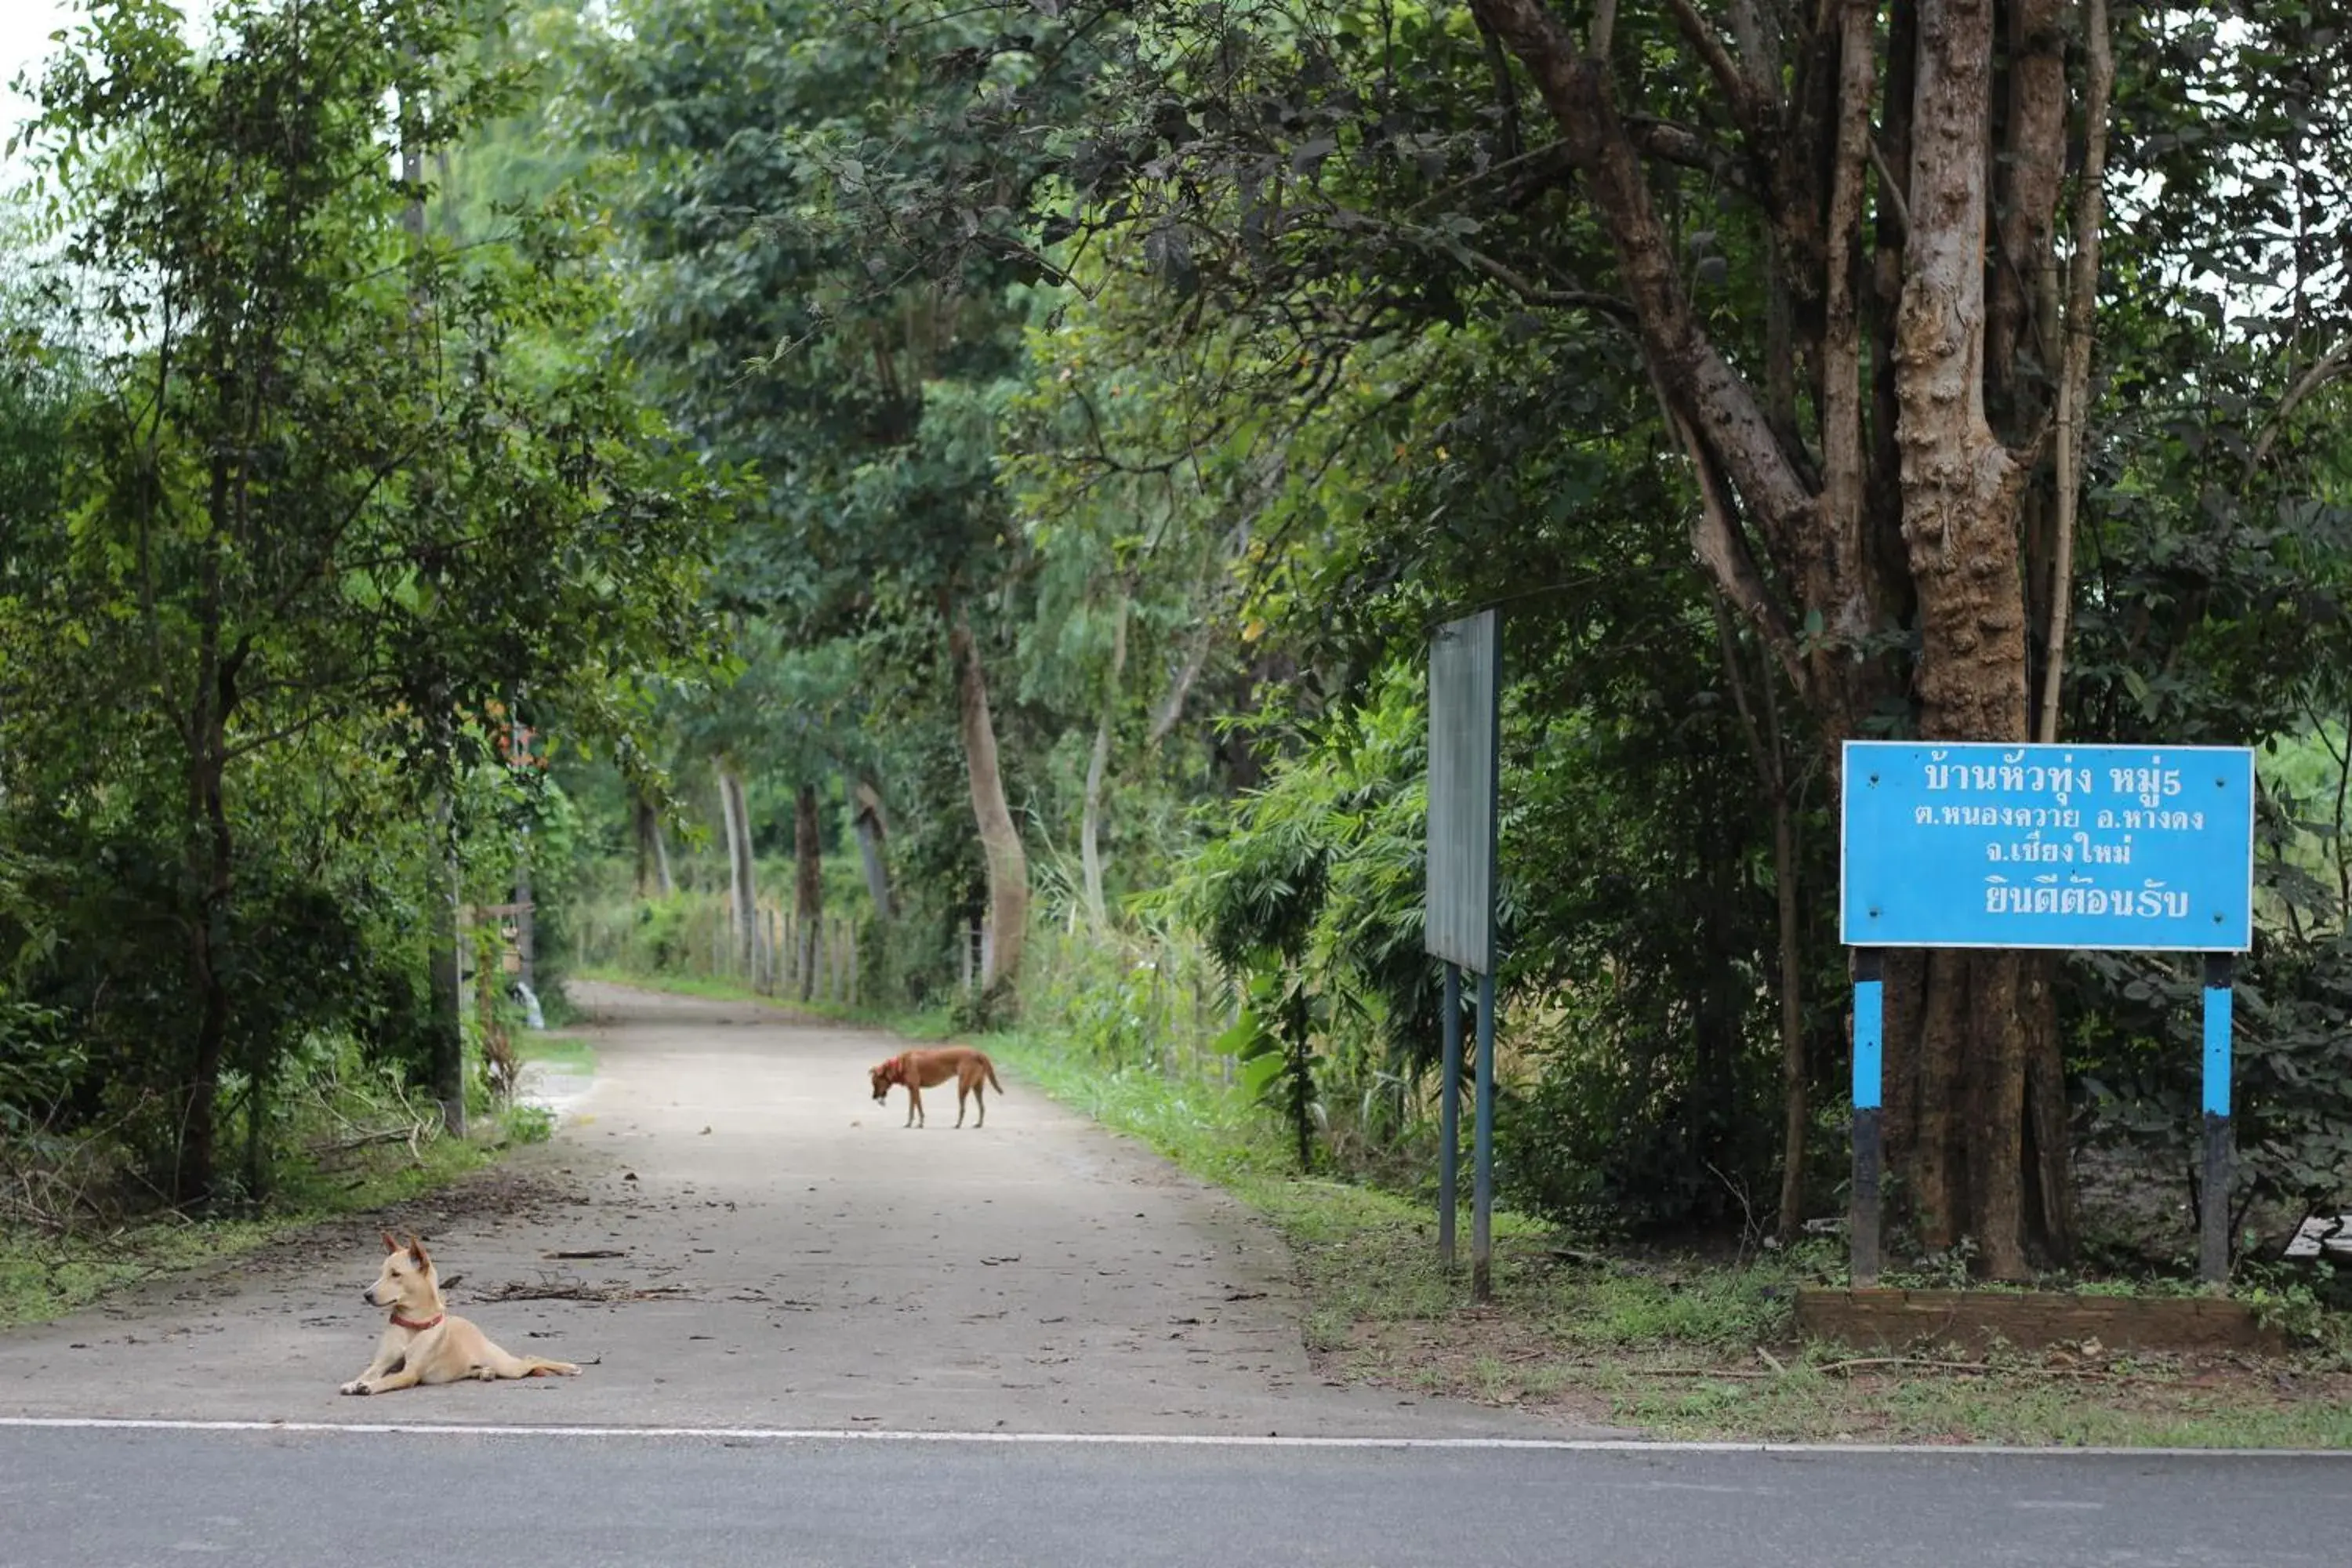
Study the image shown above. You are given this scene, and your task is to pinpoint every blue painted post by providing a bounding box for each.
[2201,953,2235,1288]
[1439,962,1462,1268]
[1851,948,1885,1288]
[1472,967,1497,1301]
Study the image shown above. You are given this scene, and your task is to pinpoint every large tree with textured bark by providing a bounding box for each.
[1449,0,2111,1274]
[840,0,2111,1260]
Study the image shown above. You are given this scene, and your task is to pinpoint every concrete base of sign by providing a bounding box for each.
[1795,1287,2278,1354]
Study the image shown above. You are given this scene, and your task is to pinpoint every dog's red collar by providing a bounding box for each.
[390,1312,443,1332]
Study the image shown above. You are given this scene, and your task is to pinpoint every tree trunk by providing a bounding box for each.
[504,707,535,998]
[1080,590,1130,927]
[182,719,232,1207]
[651,804,675,896]
[1710,601,1810,1241]
[1768,765,1807,1243]
[633,793,657,897]
[426,796,464,1138]
[794,782,823,1003]
[1893,0,2046,1279]
[852,779,894,919]
[716,771,740,949]
[1466,0,2087,1272]
[717,765,757,975]
[946,601,1028,1001]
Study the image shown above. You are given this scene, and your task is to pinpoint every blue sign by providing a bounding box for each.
[1841,741,2255,952]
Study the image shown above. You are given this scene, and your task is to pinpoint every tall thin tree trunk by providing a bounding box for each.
[717,766,757,975]
[400,80,463,1137]
[1711,600,1811,1242]
[2033,0,2112,744]
[794,782,822,1003]
[946,601,1028,1001]
[852,779,894,919]
[426,782,465,1138]
[1080,590,1131,928]
[514,852,534,997]
[633,793,656,897]
[651,804,675,896]
[716,770,740,924]
[1771,781,1806,1241]
[510,708,534,998]
[183,721,231,1204]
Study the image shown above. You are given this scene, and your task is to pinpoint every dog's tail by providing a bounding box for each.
[985,1058,1004,1094]
[489,1345,582,1379]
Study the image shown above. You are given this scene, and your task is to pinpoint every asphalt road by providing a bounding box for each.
[2,1422,2344,1568]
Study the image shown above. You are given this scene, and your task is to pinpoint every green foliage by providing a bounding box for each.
[18,0,2352,1305]
[0,0,717,1208]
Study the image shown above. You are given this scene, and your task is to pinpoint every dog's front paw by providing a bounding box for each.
[340,1379,373,1396]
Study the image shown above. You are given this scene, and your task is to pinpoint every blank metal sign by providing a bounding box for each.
[1426,609,1499,975]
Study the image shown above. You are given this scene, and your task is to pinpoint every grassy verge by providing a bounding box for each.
[0,1134,511,1330]
[565,967,2352,1446]
[1007,1032,2352,1443]
[1,1017,609,1330]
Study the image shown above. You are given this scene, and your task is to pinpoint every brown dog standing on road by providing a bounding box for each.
[340,1232,580,1396]
[869,1047,1004,1128]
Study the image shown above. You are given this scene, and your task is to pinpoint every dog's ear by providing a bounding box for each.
[381,1230,400,1254]
[409,1236,432,1269]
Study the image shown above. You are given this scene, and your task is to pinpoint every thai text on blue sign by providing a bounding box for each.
[1840,741,2255,952]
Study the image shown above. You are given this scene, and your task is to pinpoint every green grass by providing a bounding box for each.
[1595,1359,2352,1446]
[0,1123,503,1330]
[971,1022,2352,1446]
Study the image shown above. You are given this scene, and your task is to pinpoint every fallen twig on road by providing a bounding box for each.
[481,1279,695,1304]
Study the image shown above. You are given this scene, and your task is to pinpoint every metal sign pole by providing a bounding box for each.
[1472,967,1497,1302]
[1425,607,1501,1285]
[1439,962,1462,1269]
[1850,948,1885,1288]
[2200,953,2235,1288]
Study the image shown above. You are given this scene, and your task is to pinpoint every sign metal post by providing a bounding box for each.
[1426,610,1501,1296]
[1438,962,1462,1268]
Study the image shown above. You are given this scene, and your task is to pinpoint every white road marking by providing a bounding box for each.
[0,1416,2347,1458]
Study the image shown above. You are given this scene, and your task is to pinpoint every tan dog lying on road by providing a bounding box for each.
[341,1232,580,1396]
[869,1047,1004,1128]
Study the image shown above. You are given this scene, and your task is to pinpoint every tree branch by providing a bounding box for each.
[1672,408,1811,706]
[2034,0,2113,744]
[1588,0,1620,60]
[1819,0,1878,655]
[1468,1,1819,550]
[2248,339,2352,477]
[1430,234,1635,320]
[1472,9,1525,161]
[1869,136,1912,241]
[1661,0,1766,132]
[1626,117,1750,191]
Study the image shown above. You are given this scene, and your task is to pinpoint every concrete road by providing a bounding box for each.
[2,1421,2345,1567]
[0,983,1564,1437]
